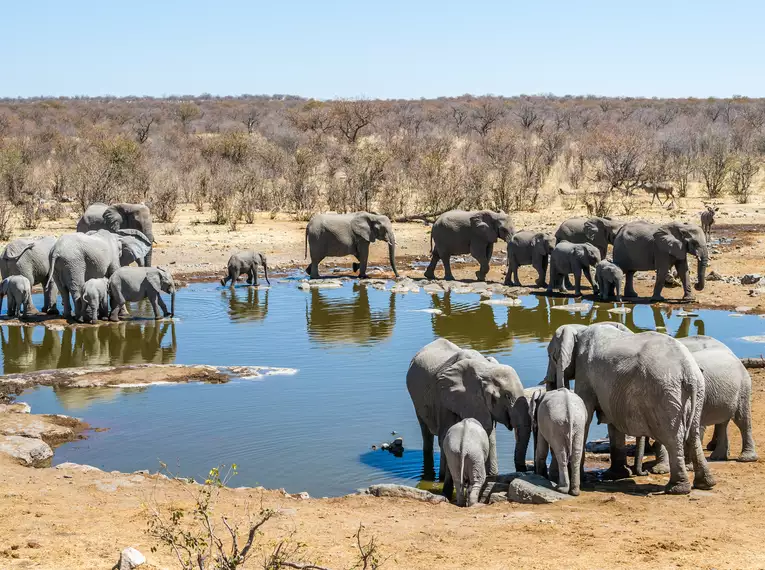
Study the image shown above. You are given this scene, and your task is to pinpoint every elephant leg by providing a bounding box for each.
[603,425,631,480]
[614,278,622,302]
[708,421,730,460]
[572,266,583,296]
[487,428,499,477]
[447,467,460,505]
[650,443,671,474]
[569,428,584,496]
[688,434,716,491]
[437,433,447,482]
[356,242,370,279]
[467,464,485,507]
[583,267,597,295]
[504,260,517,286]
[634,436,649,476]
[705,424,717,451]
[72,290,84,322]
[424,250,440,280]
[534,434,549,479]
[44,280,59,315]
[57,280,71,319]
[553,445,570,494]
[310,256,323,280]
[734,400,758,462]
[109,291,123,322]
[651,262,670,301]
[663,432,693,495]
[675,260,692,300]
[249,268,258,287]
[549,452,559,483]
[418,416,435,481]
[624,271,637,298]
[563,274,573,290]
[442,255,455,281]
[156,294,170,318]
[470,243,489,282]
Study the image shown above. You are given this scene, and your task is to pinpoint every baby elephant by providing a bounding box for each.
[0,275,36,318]
[504,231,556,287]
[530,388,586,496]
[547,241,601,297]
[221,251,270,288]
[109,267,176,321]
[81,278,109,324]
[594,260,624,301]
[442,418,490,507]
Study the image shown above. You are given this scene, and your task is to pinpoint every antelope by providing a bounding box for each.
[638,182,676,207]
[700,204,719,241]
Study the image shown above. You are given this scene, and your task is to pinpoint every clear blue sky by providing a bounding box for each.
[3,0,764,99]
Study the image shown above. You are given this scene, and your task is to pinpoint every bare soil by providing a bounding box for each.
[3,195,765,569]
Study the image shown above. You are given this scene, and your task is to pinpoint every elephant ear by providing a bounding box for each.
[532,234,550,256]
[117,235,152,266]
[435,359,494,433]
[470,212,498,244]
[145,269,163,293]
[103,206,124,232]
[583,219,601,243]
[654,227,685,259]
[351,214,375,243]
[549,325,578,390]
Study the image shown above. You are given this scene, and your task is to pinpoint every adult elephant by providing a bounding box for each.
[555,216,623,259]
[612,220,708,301]
[424,210,515,282]
[47,229,152,320]
[77,203,154,266]
[545,323,715,494]
[407,338,531,497]
[0,236,58,314]
[304,212,398,279]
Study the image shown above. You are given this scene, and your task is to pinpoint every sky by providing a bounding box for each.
[2,0,765,100]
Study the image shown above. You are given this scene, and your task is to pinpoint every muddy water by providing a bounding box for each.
[7,281,765,497]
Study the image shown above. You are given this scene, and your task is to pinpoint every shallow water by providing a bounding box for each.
[7,281,765,497]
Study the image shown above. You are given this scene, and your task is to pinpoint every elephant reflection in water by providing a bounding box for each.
[306,284,396,345]
[619,304,705,338]
[0,320,177,374]
[223,287,269,322]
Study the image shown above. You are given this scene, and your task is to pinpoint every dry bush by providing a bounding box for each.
[728,154,760,203]
[152,171,181,222]
[0,196,14,239]
[698,131,732,199]
[42,200,66,221]
[0,139,33,205]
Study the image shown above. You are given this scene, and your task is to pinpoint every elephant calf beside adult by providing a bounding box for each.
[406,338,531,498]
[305,212,398,279]
[425,210,515,282]
[0,236,58,314]
[555,216,623,260]
[77,202,154,266]
[613,220,708,301]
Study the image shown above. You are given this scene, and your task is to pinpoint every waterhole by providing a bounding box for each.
[5,280,765,497]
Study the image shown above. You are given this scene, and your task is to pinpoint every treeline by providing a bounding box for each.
[1,94,764,235]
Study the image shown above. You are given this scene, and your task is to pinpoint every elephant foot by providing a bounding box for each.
[706,439,717,452]
[358,273,369,280]
[444,275,455,281]
[423,271,436,280]
[650,462,671,475]
[556,485,570,495]
[45,307,60,316]
[574,290,583,297]
[634,469,650,477]
[220,278,226,286]
[475,272,487,282]
[535,280,546,288]
[109,316,120,322]
[568,487,580,497]
[665,479,692,495]
[650,295,666,303]
[737,451,759,462]
[709,449,729,461]
[692,471,716,490]
[601,465,632,481]
[681,295,696,303]
[352,262,360,273]
[514,462,527,474]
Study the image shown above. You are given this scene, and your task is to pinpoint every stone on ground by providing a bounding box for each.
[367,484,447,504]
[0,435,53,467]
[117,546,146,570]
[506,473,575,504]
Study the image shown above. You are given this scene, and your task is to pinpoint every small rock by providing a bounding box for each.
[0,436,53,468]
[551,302,591,313]
[0,403,31,414]
[706,271,724,282]
[507,474,575,504]
[735,306,752,313]
[117,546,146,570]
[55,462,102,473]
[480,297,521,306]
[741,274,762,285]
[367,484,447,504]
[26,541,41,549]
[607,307,631,314]
[295,491,310,500]
[488,491,509,504]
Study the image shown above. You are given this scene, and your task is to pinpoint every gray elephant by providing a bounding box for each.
[220,251,270,287]
[425,210,515,282]
[81,278,109,324]
[0,236,58,314]
[406,338,531,498]
[0,275,35,318]
[545,323,715,494]
[594,260,624,301]
[612,221,708,301]
[555,216,623,259]
[634,335,757,475]
[504,231,556,287]
[47,229,152,320]
[548,241,601,296]
[108,267,175,321]
[529,388,586,496]
[305,212,398,280]
[442,418,490,507]
[77,202,154,266]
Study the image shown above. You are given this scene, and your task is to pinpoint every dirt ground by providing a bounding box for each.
[2,194,765,569]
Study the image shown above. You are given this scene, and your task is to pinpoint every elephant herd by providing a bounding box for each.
[0,202,176,323]
[409,323,757,506]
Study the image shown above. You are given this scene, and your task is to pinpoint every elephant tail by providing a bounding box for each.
[429,232,433,255]
[304,226,308,260]
[683,365,702,444]
[459,424,467,493]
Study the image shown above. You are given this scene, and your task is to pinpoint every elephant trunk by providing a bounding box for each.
[511,400,531,473]
[263,263,270,285]
[387,241,399,278]
[170,290,175,317]
[144,247,153,267]
[695,247,708,291]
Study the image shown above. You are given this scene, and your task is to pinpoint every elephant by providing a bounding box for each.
[108,267,176,321]
[442,418,490,507]
[425,210,515,282]
[504,231,556,287]
[306,284,395,345]
[81,278,109,324]
[220,250,270,287]
[0,236,58,314]
[47,229,152,320]
[612,220,708,301]
[529,388,587,496]
[555,216,623,260]
[304,212,398,280]
[545,323,715,494]
[0,275,35,318]
[547,241,601,297]
[406,338,531,498]
[77,202,155,266]
[634,335,757,475]
[594,260,624,301]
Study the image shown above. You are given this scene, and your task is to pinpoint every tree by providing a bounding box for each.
[174,102,202,133]
[470,100,505,138]
[698,130,732,198]
[133,113,156,144]
[333,100,378,144]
